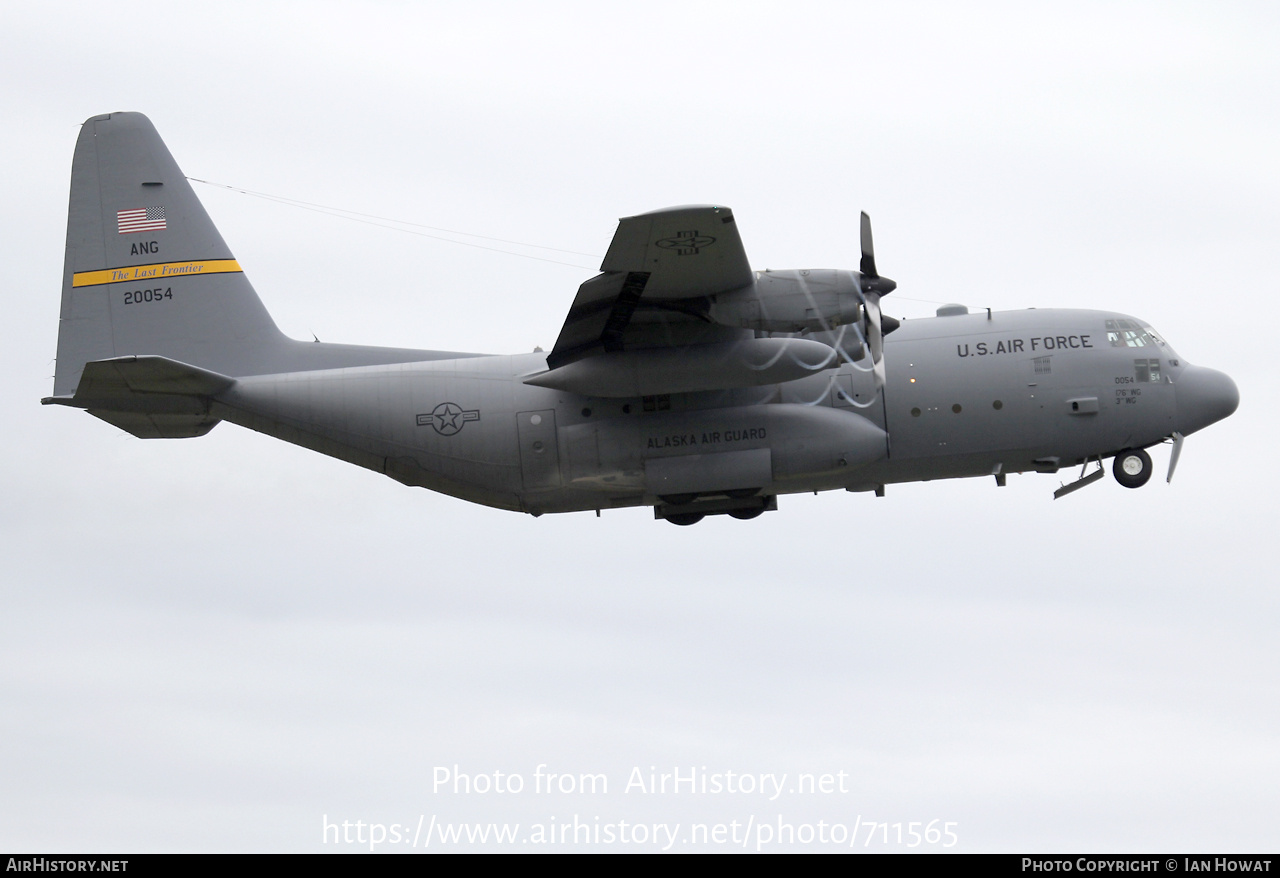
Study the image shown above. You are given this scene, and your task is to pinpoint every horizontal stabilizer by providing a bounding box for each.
[42,355,234,439]
[70,355,235,403]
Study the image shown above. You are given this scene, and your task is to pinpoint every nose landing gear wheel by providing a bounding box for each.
[1113,448,1153,488]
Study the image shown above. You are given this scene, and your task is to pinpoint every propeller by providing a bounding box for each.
[1166,431,1184,483]
[853,212,898,388]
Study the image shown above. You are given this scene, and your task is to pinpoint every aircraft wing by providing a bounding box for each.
[545,205,753,369]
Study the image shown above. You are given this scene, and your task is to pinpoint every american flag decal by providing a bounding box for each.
[117,206,166,234]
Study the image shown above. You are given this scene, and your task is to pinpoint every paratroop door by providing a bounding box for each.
[516,410,560,490]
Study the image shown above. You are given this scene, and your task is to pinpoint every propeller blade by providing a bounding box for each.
[859,212,896,295]
[859,211,877,277]
[853,274,886,391]
[864,293,884,365]
[1166,432,1184,483]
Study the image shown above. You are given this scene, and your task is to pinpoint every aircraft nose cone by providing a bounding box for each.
[1175,365,1239,435]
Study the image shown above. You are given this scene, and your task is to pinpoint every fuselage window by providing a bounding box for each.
[1134,358,1161,383]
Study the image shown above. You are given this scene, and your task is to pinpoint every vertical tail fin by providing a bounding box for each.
[54,112,287,397]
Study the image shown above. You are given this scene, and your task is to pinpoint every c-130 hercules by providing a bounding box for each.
[45,113,1238,524]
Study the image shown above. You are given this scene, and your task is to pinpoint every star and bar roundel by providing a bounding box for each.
[416,402,480,436]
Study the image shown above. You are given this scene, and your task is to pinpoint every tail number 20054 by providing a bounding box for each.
[123,287,173,304]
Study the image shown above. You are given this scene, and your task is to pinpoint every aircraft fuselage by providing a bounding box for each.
[211,307,1235,517]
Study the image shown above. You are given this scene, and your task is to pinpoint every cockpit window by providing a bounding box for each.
[1106,318,1153,348]
[1142,323,1180,363]
[1142,324,1174,348]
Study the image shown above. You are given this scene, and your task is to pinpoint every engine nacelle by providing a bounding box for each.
[709,269,863,333]
[524,337,838,398]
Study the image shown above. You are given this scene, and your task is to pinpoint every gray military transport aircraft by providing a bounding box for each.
[45,112,1239,524]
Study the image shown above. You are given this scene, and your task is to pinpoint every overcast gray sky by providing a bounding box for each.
[2,1,1277,852]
